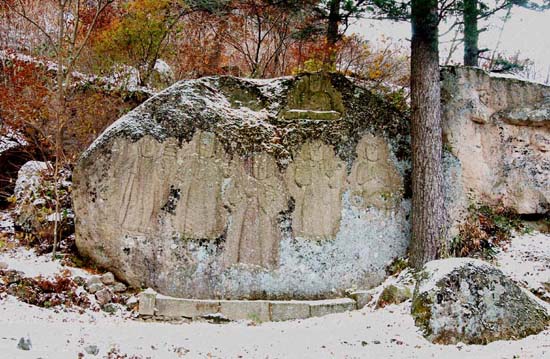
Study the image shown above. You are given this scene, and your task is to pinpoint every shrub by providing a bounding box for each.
[451,202,525,259]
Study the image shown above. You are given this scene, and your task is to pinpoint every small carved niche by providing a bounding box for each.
[280,73,345,121]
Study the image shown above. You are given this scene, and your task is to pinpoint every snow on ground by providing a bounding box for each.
[0,210,14,235]
[0,230,549,358]
[0,247,90,279]
[496,231,550,300]
[0,126,27,154]
[0,294,548,359]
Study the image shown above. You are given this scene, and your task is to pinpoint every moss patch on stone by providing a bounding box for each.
[412,259,550,345]
[410,292,433,337]
[376,284,412,308]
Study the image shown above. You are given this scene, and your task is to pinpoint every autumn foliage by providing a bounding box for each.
[0,268,91,309]
[0,54,142,162]
[452,202,525,258]
[0,0,410,170]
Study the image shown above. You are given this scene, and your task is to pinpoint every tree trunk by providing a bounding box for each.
[463,0,479,66]
[52,1,66,260]
[409,0,446,269]
[325,0,341,67]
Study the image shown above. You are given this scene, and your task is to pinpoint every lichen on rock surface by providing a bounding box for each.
[441,67,550,235]
[73,72,411,299]
[73,68,550,300]
[13,161,74,253]
[411,258,549,344]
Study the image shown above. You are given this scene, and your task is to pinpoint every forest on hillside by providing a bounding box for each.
[1,0,547,166]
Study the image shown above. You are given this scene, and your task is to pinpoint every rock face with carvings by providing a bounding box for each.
[73,73,411,299]
[73,69,550,299]
[442,67,550,233]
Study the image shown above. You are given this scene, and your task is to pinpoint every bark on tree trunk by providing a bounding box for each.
[52,1,66,260]
[326,0,341,67]
[463,0,479,66]
[409,0,446,269]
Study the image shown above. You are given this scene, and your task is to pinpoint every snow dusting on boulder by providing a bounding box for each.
[411,257,549,344]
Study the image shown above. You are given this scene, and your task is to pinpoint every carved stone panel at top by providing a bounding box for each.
[281,73,345,121]
[285,141,346,240]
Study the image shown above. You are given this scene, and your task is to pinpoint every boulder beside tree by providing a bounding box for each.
[411,258,549,344]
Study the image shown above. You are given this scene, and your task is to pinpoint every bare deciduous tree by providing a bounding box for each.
[1,0,114,258]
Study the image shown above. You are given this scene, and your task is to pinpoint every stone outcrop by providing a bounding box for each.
[375,269,415,309]
[73,73,411,299]
[441,68,550,233]
[74,68,550,300]
[14,161,73,246]
[411,258,549,344]
[0,127,35,205]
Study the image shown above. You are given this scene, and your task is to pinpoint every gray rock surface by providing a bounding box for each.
[85,276,104,294]
[17,337,31,351]
[13,161,73,239]
[73,68,550,300]
[95,288,113,306]
[411,258,549,344]
[73,73,411,299]
[110,282,127,293]
[84,345,99,355]
[14,161,49,232]
[87,283,103,294]
[100,272,115,285]
[375,284,412,309]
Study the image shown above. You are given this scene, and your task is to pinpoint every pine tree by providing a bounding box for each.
[409,0,445,268]
[461,0,546,66]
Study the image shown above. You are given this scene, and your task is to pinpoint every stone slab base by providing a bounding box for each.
[139,290,357,322]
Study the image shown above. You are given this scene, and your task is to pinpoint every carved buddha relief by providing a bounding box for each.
[280,73,345,121]
[285,141,347,240]
[348,135,404,210]
[223,153,289,268]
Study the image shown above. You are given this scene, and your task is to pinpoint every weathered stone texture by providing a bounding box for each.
[140,290,357,321]
[309,298,357,317]
[411,258,549,344]
[285,141,346,240]
[441,68,550,232]
[270,301,311,321]
[74,73,410,299]
[220,300,271,322]
[74,69,550,300]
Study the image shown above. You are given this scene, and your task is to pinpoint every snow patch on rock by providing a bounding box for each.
[13,161,49,200]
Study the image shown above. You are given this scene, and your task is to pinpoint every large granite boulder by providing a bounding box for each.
[74,68,550,300]
[73,73,411,299]
[411,258,549,344]
[442,68,550,234]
